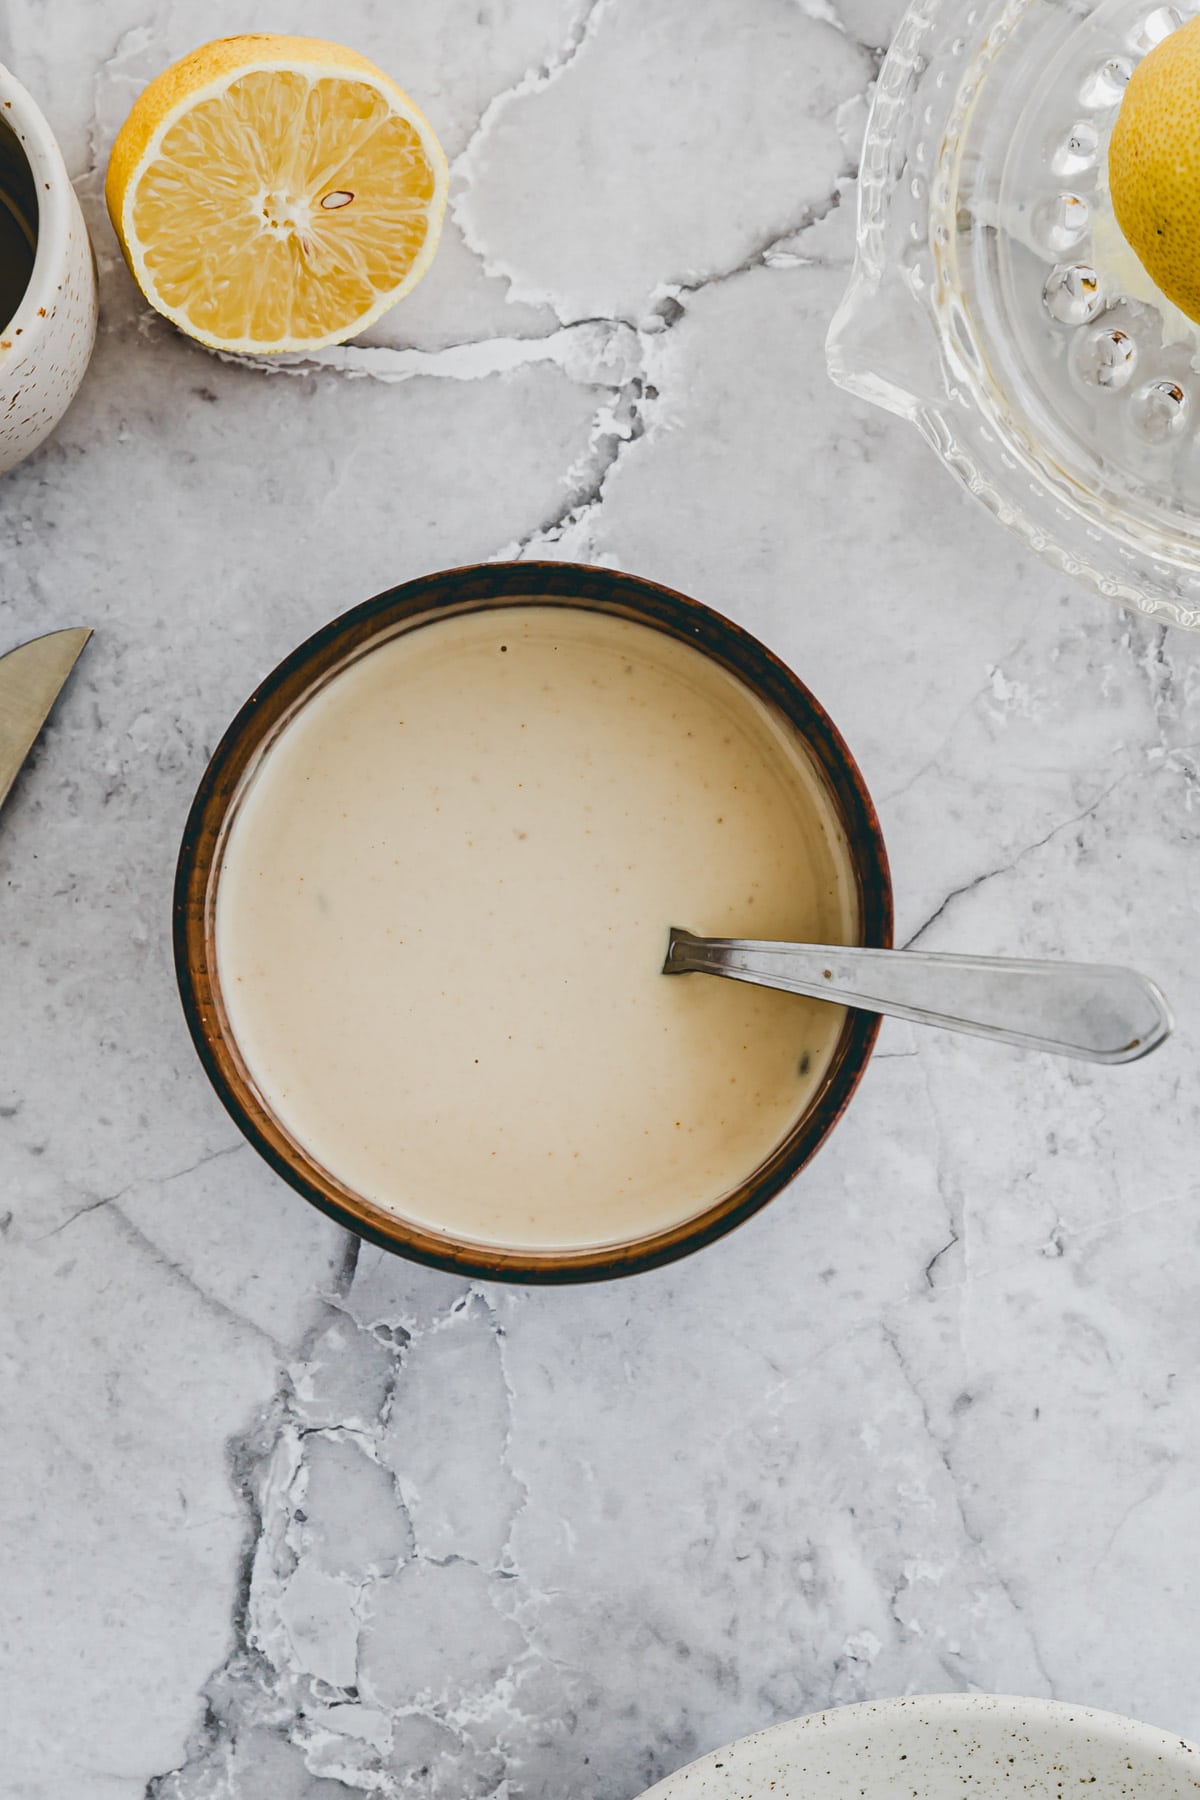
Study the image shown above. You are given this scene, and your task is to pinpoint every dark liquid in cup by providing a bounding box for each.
[0,117,38,331]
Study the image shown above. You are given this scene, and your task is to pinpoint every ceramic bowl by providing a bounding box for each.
[174,562,892,1283]
[638,1693,1200,1798]
[0,63,97,475]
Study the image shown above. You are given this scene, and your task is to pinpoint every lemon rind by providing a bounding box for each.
[115,57,449,355]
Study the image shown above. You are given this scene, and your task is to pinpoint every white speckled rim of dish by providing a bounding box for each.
[0,63,78,366]
[637,1693,1200,1797]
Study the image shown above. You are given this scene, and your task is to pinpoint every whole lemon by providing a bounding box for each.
[1110,16,1200,325]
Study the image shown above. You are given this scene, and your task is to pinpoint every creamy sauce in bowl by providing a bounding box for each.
[215,604,859,1252]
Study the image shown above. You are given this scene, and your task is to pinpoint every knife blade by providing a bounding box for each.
[0,627,91,816]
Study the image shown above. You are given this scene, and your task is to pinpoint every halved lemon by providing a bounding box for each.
[105,34,448,353]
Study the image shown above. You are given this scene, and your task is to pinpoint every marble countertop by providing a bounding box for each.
[3,1,1199,1795]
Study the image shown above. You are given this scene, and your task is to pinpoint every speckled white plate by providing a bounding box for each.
[638,1694,1200,1798]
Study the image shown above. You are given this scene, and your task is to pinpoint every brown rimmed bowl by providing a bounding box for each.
[174,562,893,1283]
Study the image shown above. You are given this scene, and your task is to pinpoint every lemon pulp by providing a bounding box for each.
[105,36,448,353]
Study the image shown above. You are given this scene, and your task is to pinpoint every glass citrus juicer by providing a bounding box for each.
[827,0,1200,628]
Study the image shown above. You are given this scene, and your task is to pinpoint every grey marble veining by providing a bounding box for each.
[1,1,1199,1796]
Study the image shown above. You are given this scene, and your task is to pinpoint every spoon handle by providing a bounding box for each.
[663,929,1173,1065]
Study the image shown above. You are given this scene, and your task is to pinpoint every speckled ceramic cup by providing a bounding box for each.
[0,65,97,476]
[638,1694,1200,1799]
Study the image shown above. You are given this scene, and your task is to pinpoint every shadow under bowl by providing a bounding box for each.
[174,561,893,1283]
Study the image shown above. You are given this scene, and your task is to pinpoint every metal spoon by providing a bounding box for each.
[662,928,1173,1065]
